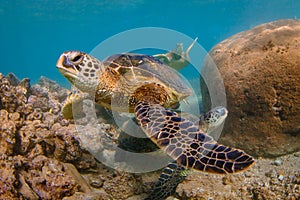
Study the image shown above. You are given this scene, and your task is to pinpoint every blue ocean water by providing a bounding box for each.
[0,0,299,88]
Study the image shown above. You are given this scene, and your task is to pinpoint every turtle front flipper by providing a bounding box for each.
[146,106,230,199]
[135,101,255,174]
[61,88,90,119]
[145,161,187,200]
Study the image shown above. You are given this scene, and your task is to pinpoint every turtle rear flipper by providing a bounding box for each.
[145,161,187,200]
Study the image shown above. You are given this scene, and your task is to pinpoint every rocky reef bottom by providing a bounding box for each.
[0,73,299,200]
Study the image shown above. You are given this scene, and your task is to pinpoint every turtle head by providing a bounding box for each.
[203,106,228,129]
[56,51,102,93]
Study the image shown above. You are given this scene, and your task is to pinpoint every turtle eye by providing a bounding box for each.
[71,55,83,63]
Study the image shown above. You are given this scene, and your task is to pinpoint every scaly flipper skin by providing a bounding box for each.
[135,100,255,174]
[145,106,229,199]
[145,161,187,200]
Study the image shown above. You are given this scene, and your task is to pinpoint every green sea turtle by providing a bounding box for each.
[61,39,197,120]
[56,51,255,199]
[154,37,198,71]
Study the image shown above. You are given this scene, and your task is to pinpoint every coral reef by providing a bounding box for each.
[0,29,299,199]
[201,19,300,157]
[0,73,143,199]
[0,73,79,199]
[0,72,299,200]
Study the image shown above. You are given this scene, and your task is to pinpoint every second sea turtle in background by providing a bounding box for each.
[154,37,198,71]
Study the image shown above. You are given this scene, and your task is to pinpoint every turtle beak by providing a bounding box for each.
[221,108,228,117]
[56,52,79,79]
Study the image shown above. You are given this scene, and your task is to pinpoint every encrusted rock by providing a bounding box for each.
[62,190,111,200]
[0,109,17,155]
[202,19,300,157]
[6,72,20,86]
[18,173,40,199]
[18,78,31,95]
[0,155,19,198]
[37,76,69,103]
[0,76,29,114]
[54,126,97,170]
[103,172,143,199]
[23,155,79,199]
[27,95,51,112]
[0,74,85,199]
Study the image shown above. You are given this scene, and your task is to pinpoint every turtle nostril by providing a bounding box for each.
[63,55,74,68]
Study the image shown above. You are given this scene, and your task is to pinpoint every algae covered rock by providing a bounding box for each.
[0,73,144,199]
[0,74,82,199]
[201,19,300,157]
